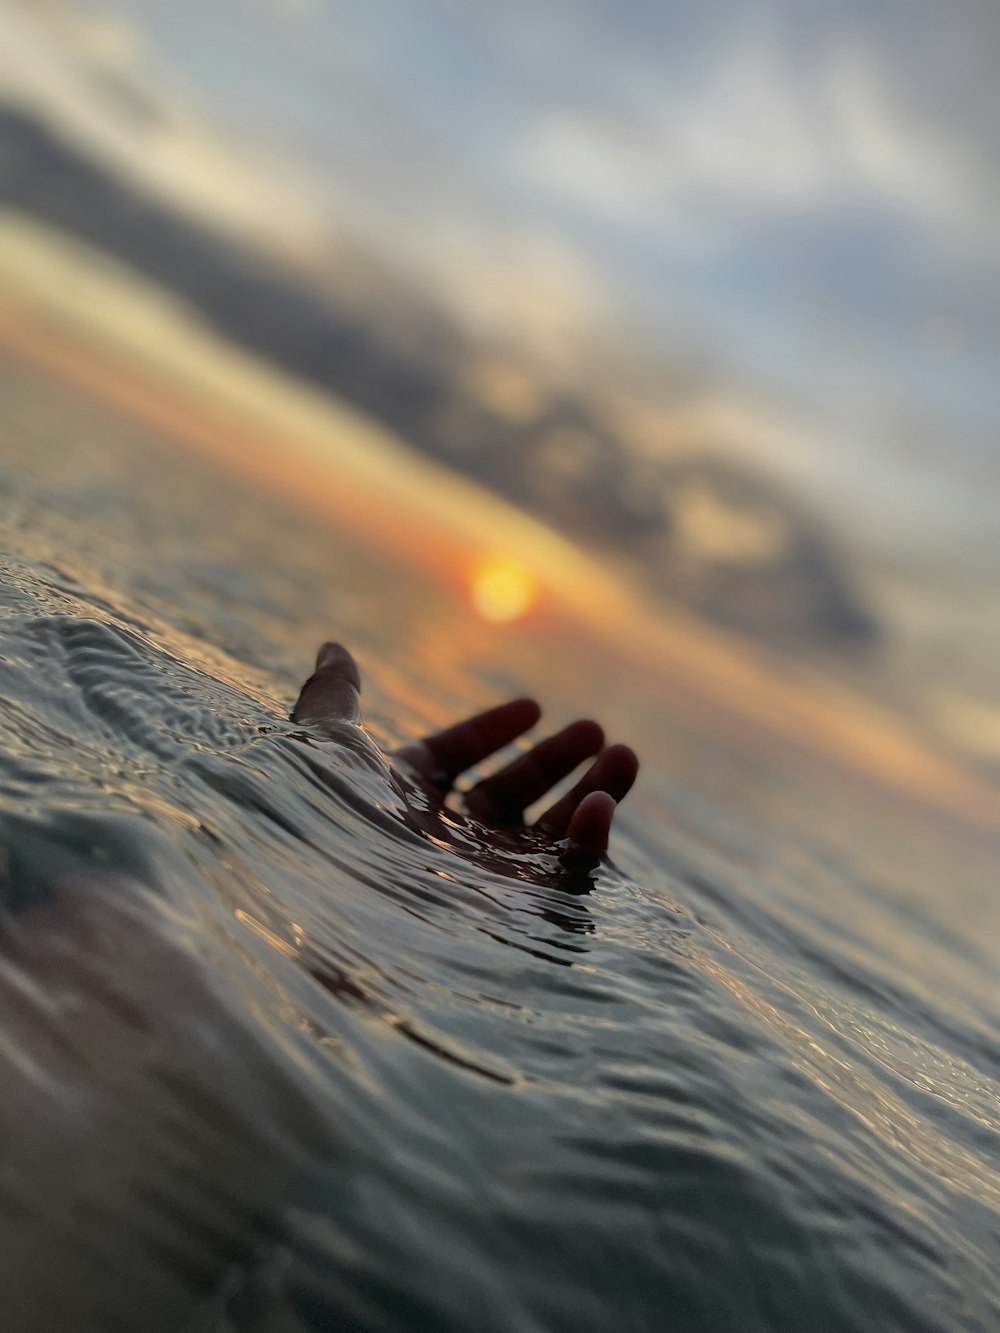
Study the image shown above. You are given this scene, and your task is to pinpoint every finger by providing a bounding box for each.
[292,642,362,729]
[563,791,616,864]
[463,719,604,824]
[535,743,639,838]
[403,698,542,790]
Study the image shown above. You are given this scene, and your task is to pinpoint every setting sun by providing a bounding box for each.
[470,556,538,624]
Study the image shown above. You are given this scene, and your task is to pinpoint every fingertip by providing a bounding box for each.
[580,788,617,822]
[491,696,542,741]
[511,696,543,727]
[492,697,543,746]
[602,743,639,793]
[565,789,616,856]
[573,719,605,752]
[315,642,361,688]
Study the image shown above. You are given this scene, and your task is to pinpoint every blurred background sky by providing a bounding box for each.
[0,0,997,764]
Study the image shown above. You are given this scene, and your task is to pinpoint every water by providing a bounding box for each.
[0,359,998,1333]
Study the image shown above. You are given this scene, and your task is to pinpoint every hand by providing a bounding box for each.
[292,642,638,871]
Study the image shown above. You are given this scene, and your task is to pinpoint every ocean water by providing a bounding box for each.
[0,358,998,1333]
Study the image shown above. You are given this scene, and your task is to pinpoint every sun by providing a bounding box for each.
[470,556,538,624]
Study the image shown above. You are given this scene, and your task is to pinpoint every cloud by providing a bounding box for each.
[824,45,980,241]
[254,0,320,20]
[517,36,984,254]
[0,4,327,255]
[423,222,613,371]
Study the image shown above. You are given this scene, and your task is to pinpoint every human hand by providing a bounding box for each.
[292,642,638,872]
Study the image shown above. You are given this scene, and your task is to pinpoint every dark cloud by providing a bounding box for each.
[23,0,1000,546]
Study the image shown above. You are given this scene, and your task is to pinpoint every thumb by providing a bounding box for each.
[292,642,362,730]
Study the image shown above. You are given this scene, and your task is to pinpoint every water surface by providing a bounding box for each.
[0,359,997,1332]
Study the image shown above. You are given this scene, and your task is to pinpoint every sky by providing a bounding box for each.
[2,0,998,561]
